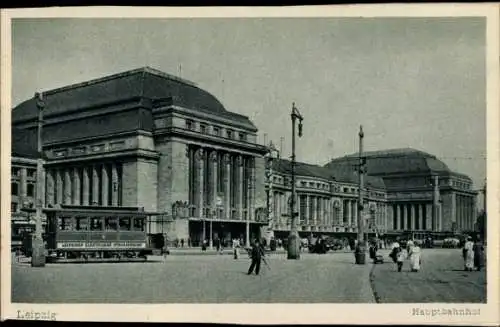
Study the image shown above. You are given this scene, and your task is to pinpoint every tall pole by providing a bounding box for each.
[202,218,206,247]
[209,215,213,250]
[32,92,46,267]
[357,126,365,245]
[265,142,278,244]
[288,103,302,260]
[432,175,440,232]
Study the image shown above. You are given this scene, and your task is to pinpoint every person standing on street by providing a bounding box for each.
[396,246,406,272]
[473,237,485,271]
[247,239,265,275]
[408,242,422,272]
[463,236,475,272]
[233,238,240,259]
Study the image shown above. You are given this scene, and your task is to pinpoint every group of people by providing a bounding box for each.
[462,236,485,272]
[387,235,486,273]
[389,239,422,272]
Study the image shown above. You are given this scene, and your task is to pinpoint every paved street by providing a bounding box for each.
[370,248,487,303]
[12,251,375,303]
[11,248,486,303]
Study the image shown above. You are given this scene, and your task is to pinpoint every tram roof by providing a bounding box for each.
[21,205,161,215]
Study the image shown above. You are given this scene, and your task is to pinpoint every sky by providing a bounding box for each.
[11,17,487,200]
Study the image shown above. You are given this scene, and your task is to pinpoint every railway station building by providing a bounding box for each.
[11,67,269,247]
[11,67,479,249]
[264,158,388,242]
[325,149,479,239]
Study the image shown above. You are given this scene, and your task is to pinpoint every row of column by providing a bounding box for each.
[271,192,345,228]
[272,191,287,226]
[342,199,358,227]
[374,203,388,232]
[45,163,122,207]
[190,147,255,221]
[393,203,436,231]
[341,200,387,231]
[456,194,475,231]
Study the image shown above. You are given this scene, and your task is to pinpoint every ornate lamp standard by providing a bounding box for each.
[32,92,46,267]
[265,141,279,242]
[288,103,303,260]
[355,125,367,265]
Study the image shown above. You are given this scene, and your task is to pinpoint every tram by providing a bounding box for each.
[11,221,35,253]
[21,205,155,263]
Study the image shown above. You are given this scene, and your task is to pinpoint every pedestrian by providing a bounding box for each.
[233,238,240,259]
[181,238,184,248]
[162,243,169,261]
[473,238,485,271]
[389,239,400,263]
[462,236,475,271]
[247,239,265,275]
[408,242,422,272]
[396,246,406,272]
[369,242,377,261]
[270,238,276,252]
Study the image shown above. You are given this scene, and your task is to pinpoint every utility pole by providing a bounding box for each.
[432,175,440,232]
[265,141,279,244]
[355,125,366,265]
[32,92,46,267]
[288,103,303,260]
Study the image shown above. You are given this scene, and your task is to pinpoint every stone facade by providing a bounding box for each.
[11,67,268,248]
[11,68,479,248]
[264,158,388,241]
[326,149,479,239]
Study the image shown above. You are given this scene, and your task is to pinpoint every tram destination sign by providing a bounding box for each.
[57,242,146,249]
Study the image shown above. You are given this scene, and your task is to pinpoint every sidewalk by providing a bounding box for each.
[369,249,486,303]
[164,247,356,256]
[164,247,286,256]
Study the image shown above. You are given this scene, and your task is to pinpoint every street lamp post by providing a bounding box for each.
[288,103,303,260]
[202,213,206,248]
[432,175,440,232]
[355,125,367,265]
[32,92,46,267]
[265,141,279,244]
[210,208,214,250]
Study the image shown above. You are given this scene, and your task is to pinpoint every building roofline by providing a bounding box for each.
[37,67,197,99]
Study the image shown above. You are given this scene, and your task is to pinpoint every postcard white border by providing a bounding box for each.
[1,5,499,325]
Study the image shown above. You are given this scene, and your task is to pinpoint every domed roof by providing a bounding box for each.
[325,148,452,176]
[12,67,256,130]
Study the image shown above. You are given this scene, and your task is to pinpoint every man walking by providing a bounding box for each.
[247,239,265,275]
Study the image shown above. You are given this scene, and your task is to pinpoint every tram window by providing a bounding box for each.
[27,184,35,197]
[90,217,103,231]
[133,218,145,232]
[58,216,74,231]
[119,217,131,231]
[75,217,89,231]
[105,217,118,231]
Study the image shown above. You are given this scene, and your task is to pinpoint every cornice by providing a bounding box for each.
[43,130,152,148]
[154,127,267,155]
[44,149,159,166]
[154,105,258,132]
